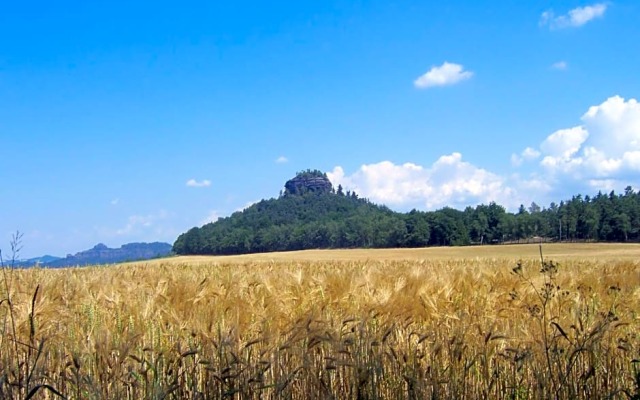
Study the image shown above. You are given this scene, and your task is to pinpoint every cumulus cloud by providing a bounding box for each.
[186,178,211,188]
[414,62,473,89]
[326,95,639,212]
[540,3,607,29]
[517,96,640,190]
[540,126,589,159]
[275,156,289,164]
[330,96,640,211]
[583,96,640,155]
[328,153,516,210]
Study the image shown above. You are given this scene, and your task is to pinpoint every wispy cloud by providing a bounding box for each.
[275,156,289,164]
[414,62,473,89]
[186,178,211,188]
[511,147,541,166]
[540,3,607,29]
[116,210,168,236]
[110,198,120,206]
[200,210,221,226]
[551,61,568,70]
[235,200,258,212]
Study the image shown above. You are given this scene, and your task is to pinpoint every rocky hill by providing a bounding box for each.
[173,170,406,255]
[284,169,333,195]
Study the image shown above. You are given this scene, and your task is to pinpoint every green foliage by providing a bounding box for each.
[174,192,410,255]
[173,180,640,255]
[292,169,328,180]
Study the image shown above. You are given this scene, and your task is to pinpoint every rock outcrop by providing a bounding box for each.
[284,170,333,195]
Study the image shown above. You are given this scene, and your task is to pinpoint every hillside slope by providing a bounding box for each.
[173,171,405,255]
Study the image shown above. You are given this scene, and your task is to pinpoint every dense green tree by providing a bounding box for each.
[404,210,430,247]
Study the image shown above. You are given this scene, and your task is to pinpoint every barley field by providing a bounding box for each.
[1,243,639,399]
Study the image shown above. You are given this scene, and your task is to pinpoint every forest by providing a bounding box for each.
[173,171,640,255]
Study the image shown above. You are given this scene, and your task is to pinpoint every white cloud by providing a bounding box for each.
[567,3,608,26]
[551,61,568,70]
[116,210,168,236]
[541,3,607,29]
[110,198,120,206]
[540,126,589,159]
[582,95,640,155]
[414,62,473,89]
[329,96,640,212]
[623,151,640,170]
[511,147,541,166]
[518,96,640,186]
[328,153,516,210]
[523,147,542,160]
[186,178,211,188]
[275,156,289,164]
[514,174,553,193]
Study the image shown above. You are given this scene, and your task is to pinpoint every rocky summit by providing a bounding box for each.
[284,170,333,196]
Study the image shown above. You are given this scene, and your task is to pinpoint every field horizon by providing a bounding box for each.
[135,242,640,266]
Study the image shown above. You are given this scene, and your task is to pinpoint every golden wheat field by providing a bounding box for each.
[1,243,639,399]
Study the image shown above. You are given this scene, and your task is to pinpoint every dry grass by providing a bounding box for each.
[147,242,640,265]
[1,244,639,399]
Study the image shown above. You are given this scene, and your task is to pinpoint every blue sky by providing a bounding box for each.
[2,1,639,258]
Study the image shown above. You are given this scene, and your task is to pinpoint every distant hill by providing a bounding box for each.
[173,169,428,255]
[174,170,640,256]
[13,255,62,267]
[15,242,172,268]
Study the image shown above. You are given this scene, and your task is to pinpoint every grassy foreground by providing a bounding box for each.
[1,244,639,399]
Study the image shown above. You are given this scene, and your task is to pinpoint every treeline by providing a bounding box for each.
[173,186,640,255]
